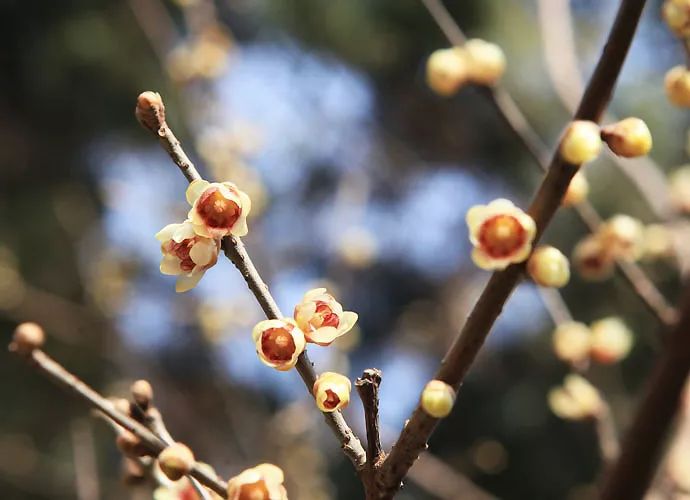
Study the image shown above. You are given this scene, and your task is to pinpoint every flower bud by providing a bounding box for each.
[116,431,149,458]
[293,288,358,346]
[186,179,251,239]
[313,372,351,412]
[426,48,469,96]
[599,214,645,262]
[252,319,306,371]
[130,380,153,409]
[665,65,690,107]
[669,166,690,213]
[10,322,45,355]
[562,171,589,207]
[135,91,165,133]
[548,374,603,420]
[527,246,570,288]
[589,317,633,364]
[158,442,195,481]
[600,118,652,158]
[227,463,288,500]
[552,322,592,366]
[662,0,690,37]
[466,199,536,270]
[572,235,615,281]
[464,39,506,86]
[559,121,602,165]
[421,380,456,418]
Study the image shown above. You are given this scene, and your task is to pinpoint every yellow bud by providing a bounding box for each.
[527,246,570,288]
[130,379,153,408]
[552,322,592,365]
[426,48,469,96]
[662,0,690,37]
[665,65,690,107]
[9,322,45,355]
[562,171,589,207]
[559,121,602,165]
[421,380,456,418]
[572,235,615,281]
[590,317,633,364]
[548,374,602,421]
[312,372,351,413]
[464,39,506,86]
[601,118,652,158]
[599,214,645,262]
[158,442,195,481]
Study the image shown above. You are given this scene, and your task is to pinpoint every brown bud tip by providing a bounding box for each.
[135,91,166,133]
[10,322,45,355]
[158,442,195,481]
[130,379,153,408]
[116,431,149,458]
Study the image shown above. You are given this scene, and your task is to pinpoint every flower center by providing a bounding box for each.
[323,389,341,410]
[261,327,296,362]
[168,239,196,272]
[197,187,241,229]
[478,215,526,258]
[180,484,199,500]
[312,301,339,329]
[238,480,270,500]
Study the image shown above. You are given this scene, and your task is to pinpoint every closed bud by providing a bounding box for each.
[158,442,195,481]
[10,322,45,355]
[135,91,165,133]
[601,118,652,158]
[116,431,149,458]
[548,374,602,420]
[552,322,592,365]
[662,0,690,37]
[599,214,645,262]
[426,48,469,96]
[665,65,690,107]
[559,121,602,165]
[572,235,615,281]
[112,398,132,416]
[130,379,153,409]
[562,171,589,207]
[421,380,456,418]
[464,39,506,86]
[527,246,570,288]
[227,463,288,500]
[589,317,633,364]
[312,372,351,413]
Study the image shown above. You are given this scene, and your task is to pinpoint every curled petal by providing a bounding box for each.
[306,326,340,346]
[156,223,180,242]
[172,222,196,243]
[160,255,181,276]
[338,311,358,334]
[186,179,210,205]
[189,239,217,266]
[175,272,204,293]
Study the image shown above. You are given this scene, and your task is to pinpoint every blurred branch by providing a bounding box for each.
[419,0,677,327]
[407,453,496,500]
[135,93,367,471]
[356,369,384,499]
[379,0,648,495]
[9,346,229,497]
[70,419,100,500]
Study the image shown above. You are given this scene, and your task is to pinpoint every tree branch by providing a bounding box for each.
[379,0,648,496]
[356,369,384,498]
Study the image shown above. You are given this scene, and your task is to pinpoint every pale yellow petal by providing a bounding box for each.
[186,179,210,205]
[172,221,196,243]
[160,255,181,275]
[175,272,204,293]
[307,326,340,345]
[155,223,180,242]
[189,239,216,266]
[339,311,358,334]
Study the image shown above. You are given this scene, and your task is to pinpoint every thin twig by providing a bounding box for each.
[136,93,367,471]
[9,347,229,497]
[379,1,648,496]
[355,369,384,499]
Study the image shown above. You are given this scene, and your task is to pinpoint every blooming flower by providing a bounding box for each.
[156,220,221,293]
[252,319,306,371]
[312,372,351,412]
[589,316,633,364]
[186,179,251,239]
[227,463,288,500]
[293,288,358,346]
[466,199,537,270]
[572,235,615,281]
[421,380,456,418]
[548,374,603,421]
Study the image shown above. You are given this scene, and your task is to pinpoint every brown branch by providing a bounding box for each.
[421,0,677,328]
[9,346,229,498]
[378,0,648,496]
[355,369,384,498]
[135,92,367,471]
[601,285,690,499]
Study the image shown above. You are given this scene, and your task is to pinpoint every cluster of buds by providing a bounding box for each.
[227,463,288,500]
[552,317,634,366]
[559,118,652,165]
[421,380,456,418]
[156,178,251,292]
[426,38,506,96]
[527,245,571,288]
[548,374,603,420]
[663,1,690,106]
[572,214,645,281]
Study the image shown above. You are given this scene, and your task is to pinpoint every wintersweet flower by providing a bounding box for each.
[600,118,653,158]
[559,121,602,165]
[464,39,506,86]
[527,246,570,288]
[186,179,251,239]
[312,372,351,413]
[293,288,358,346]
[466,199,537,270]
[663,0,690,38]
[665,65,690,107]
[548,374,603,421]
[421,380,456,418]
[156,220,221,293]
[589,317,633,364]
[552,322,592,366]
[572,235,615,281]
[599,214,645,262]
[252,319,306,371]
[227,463,288,500]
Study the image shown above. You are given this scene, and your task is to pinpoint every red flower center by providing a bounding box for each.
[323,389,341,410]
[197,187,241,230]
[167,239,196,272]
[238,480,270,500]
[180,483,200,500]
[478,215,526,258]
[261,326,296,362]
[312,301,340,329]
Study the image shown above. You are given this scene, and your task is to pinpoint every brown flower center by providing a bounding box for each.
[167,239,196,272]
[197,187,241,230]
[238,480,270,500]
[478,215,526,258]
[261,326,296,362]
[323,389,341,410]
[311,301,339,329]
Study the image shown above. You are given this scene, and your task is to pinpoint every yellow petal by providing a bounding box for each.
[155,223,180,242]
[189,239,216,266]
[160,255,181,275]
[186,179,210,205]
[175,272,204,293]
[338,311,358,334]
[172,221,196,243]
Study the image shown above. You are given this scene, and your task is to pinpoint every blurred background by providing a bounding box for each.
[1,0,688,498]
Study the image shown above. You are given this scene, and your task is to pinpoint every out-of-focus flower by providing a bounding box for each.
[599,214,645,262]
[665,65,690,107]
[252,319,306,371]
[663,0,690,37]
[589,317,633,364]
[527,246,570,288]
[669,166,690,213]
[421,380,456,418]
[227,463,288,500]
[186,179,251,239]
[572,235,615,281]
[167,25,234,83]
[336,226,378,269]
[600,118,653,158]
[466,199,536,270]
[552,322,592,366]
[158,443,195,481]
[464,39,506,86]
[312,372,351,413]
[156,220,221,293]
[642,224,674,260]
[426,48,469,96]
[293,288,358,346]
[560,121,602,165]
[548,374,603,420]
[562,171,590,207]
